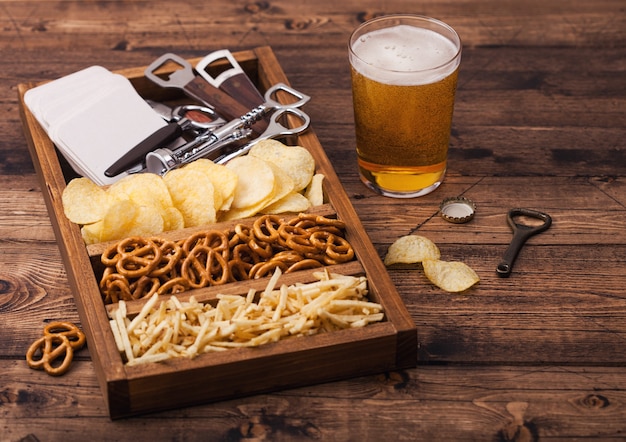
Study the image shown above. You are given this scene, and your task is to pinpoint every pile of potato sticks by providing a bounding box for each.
[108,268,384,365]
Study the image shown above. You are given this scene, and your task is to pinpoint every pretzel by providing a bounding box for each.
[236,223,274,259]
[228,258,253,281]
[43,321,86,350]
[180,245,230,288]
[285,259,324,273]
[289,213,346,234]
[282,228,318,255]
[99,269,132,303]
[26,321,86,376]
[148,237,183,277]
[182,230,230,259]
[157,276,190,295]
[253,215,282,243]
[309,231,355,264]
[114,237,163,279]
[129,275,160,299]
[249,260,289,279]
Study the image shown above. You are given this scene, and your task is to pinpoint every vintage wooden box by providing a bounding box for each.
[18,46,417,419]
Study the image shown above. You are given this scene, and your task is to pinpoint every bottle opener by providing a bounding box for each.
[497,208,552,278]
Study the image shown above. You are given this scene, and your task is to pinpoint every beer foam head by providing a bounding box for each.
[350,24,460,85]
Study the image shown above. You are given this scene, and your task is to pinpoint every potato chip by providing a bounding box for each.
[422,259,480,293]
[81,221,104,245]
[304,173,325,206]
[225,156,275,210]
[107,173,173,212]
[125,204,165,237]
[261,191,311,214]
[383,234,441,266]
[219,201,270,222]
[62,177,111,225]
[164,168,217,227]
[162,207,185,231]
[182,159,234,211]
[263,161,295,208]
[248,139,315,191]
[100,200,139,242]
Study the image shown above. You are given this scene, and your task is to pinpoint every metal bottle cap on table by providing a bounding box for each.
[439,196,476,224]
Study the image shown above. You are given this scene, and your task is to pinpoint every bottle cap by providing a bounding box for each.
[439,196,476,224]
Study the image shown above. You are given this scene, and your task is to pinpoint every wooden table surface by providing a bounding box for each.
[2,0,625,440]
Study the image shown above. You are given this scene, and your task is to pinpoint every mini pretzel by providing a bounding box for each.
[249,260,289,279]
[182,230,230,259]
[43,321,86,350]
[129,275,160,300]
[27,321,86,376]
[99,269,132,303]
[228,258,253,281]
[236,223,274,259]
[181,245,230,288]
[285,259,324,273]
[115,237,163,279]
[148,237,183,278]
[253,215,282,243]
[309,231,355,264]
[158,276,190,295]
[291,213,346,230]
[26,335,74,376]
[271,250,306,265]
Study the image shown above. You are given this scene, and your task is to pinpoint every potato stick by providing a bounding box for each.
[351,314,385,328]
[117,300,127,318]
[187,317,211,358]
[127,352,170,366]
[156,300,167,324]
[264,267,282,297]
[128,293,159,333]
[217,322,238,338]
[245,288,256,306]
[142,318,168,348]
[231,317,266,327]
[170,295,183,310]
[202,344,229,352]
[109,319,125,353]
[286,316,308,334]
[142,328,171,357]
[271,285,288,322]
[172,310,181,344]
[329,300,383,311]
[115,306,134,363]
[318,309,350,328]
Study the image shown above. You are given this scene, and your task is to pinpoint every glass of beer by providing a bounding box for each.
[349,15,462,198]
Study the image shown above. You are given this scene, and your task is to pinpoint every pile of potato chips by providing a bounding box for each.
[384,234,479,293]
[61,140,325,245]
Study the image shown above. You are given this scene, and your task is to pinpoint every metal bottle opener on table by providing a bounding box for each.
[497,208,552,277]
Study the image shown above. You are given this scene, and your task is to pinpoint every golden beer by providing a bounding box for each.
[349,16,461,198]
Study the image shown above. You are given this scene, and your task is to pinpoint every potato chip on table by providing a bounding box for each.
[384,233,479,293]
[383,234,441,266]
[422,259,480,293]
